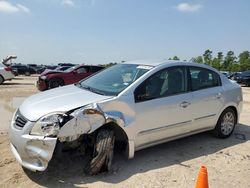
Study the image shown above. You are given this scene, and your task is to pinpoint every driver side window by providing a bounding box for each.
[134,66,187,102]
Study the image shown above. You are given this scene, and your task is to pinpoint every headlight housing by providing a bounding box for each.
[30,113,67,137]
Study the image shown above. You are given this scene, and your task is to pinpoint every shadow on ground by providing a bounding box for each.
[24,123,250,188]
[2,82,34,86]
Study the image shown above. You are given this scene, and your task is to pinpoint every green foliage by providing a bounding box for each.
[211,58,221,70]
[192,50,250,72]
[239,51,250,71]
[222,51,236,71]
[203,49,213,65]
[192,56,203,64]
[168,56,180,60]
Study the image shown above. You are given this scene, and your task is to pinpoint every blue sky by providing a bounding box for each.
[0,0,250,65]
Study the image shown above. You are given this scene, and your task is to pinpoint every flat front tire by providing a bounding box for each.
[86,129,115,175]
[213,108,236,138]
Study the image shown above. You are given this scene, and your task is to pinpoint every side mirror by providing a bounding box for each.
[72,70,77,74]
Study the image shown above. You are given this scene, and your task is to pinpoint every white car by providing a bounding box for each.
[0,65,15,84]
[9,60,242,175]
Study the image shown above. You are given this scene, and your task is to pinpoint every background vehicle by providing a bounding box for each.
[236,70,250,86]
[0,56,16,84]
[220,71,230,78]
[10,61,242,175]
[53,66,71,71]
[229,72,242,80]
[37,64,104,91]
[0,65,15,84]
[11,65,36,76]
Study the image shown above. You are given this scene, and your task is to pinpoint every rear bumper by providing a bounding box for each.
[37,79,47,91]
[3,72,15,80]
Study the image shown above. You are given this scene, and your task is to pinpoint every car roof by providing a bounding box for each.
[123,59,221,73]
[124,59,198,67]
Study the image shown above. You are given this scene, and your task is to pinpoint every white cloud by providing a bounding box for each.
[0,1,30,13]
[176,3,202,12]
[17,4,30,13]
[61,0,75,7]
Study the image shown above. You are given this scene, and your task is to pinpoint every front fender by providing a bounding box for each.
[57,103,125,142]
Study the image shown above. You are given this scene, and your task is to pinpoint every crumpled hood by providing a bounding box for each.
[19,85,113,121]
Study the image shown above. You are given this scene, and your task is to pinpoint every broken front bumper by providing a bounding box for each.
[9,119,57,171]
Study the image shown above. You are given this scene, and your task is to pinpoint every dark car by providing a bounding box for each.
[58,63,76,67]
[11,65,37,76]
[229,72,242,81]
[237,71,250,86]
[37,65,104,91]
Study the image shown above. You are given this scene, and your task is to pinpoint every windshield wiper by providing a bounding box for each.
[78,84,106,95]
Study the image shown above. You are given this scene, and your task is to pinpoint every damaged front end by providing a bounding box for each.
[10,103,125,171]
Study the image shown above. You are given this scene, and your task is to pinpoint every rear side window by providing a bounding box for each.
[189,67,221,91]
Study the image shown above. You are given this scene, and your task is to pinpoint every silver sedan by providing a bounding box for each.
[9,60,243,175]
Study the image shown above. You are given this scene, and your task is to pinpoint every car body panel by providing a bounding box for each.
[9,60,243,171]
[134,92,193,148]
[20,84,113,122]
[0,65,15,81]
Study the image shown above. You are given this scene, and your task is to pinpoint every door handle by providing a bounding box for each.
[180,101,191,108]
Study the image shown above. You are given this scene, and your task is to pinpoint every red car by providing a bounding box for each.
[37,65,104,91]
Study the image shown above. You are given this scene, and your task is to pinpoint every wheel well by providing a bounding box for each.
[49,77,65,84]
[96,123,128,153]
[0,74,4,82]
[226,106,238,123]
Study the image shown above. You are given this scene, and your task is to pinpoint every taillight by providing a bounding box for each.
[4,67,12,71]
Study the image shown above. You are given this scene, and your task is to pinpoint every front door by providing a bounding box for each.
[134,66,193,148]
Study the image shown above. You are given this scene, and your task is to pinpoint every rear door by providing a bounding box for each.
[187,66,224,131]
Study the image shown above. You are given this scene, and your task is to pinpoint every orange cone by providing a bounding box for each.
[195,165,209,188]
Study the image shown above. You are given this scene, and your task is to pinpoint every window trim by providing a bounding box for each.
[187,66,222,92]
[134,66,189,103]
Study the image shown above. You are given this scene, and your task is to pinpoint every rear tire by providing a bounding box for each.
[86,129,115,175]
[48,78,64,89]
[0,75,4,84]
[213,108,236,138]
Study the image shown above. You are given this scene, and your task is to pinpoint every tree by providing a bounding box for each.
[211,58,220,70]
[210,52,223,70]
[203,49,213,65]
[169,56,180,60]
[217,52,223,62]
[239,51,250,71]
[222,51,236,71]
[231,63,241,72]
[192,56,203,64]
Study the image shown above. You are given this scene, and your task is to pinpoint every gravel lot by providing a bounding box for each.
[0,76,250,188]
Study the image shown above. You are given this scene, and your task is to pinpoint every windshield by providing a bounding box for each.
[77,64,153,96]
[65,66,77,72]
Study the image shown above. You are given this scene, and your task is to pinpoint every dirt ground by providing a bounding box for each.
[0,76,250,188]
